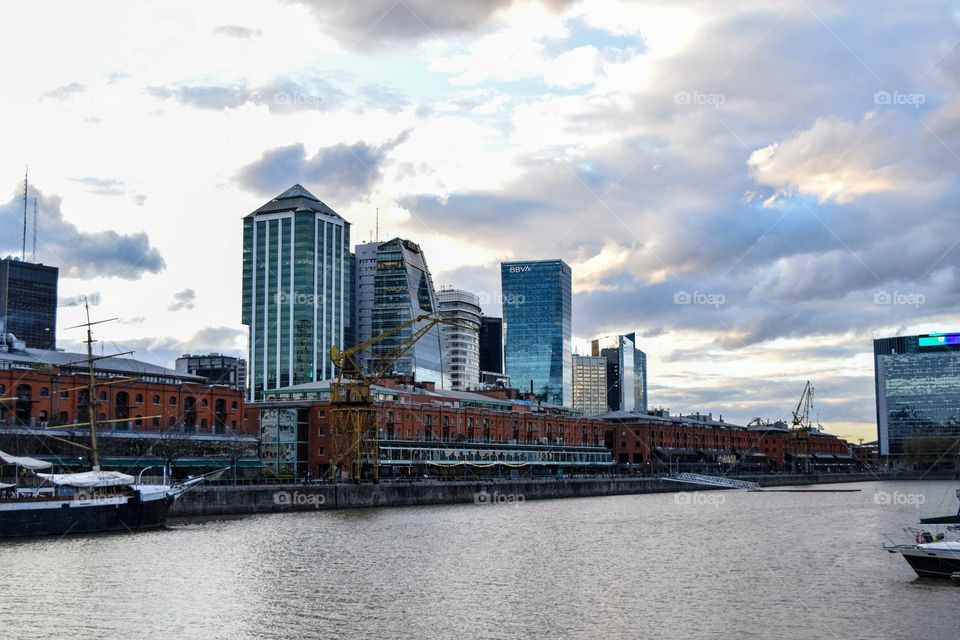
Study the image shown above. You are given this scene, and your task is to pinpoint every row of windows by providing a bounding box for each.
[1,383,240,409]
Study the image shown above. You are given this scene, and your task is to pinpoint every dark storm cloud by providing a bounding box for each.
[212,25,263,39]
[0,186,165,279]
[40,82,86,99]
[236,132,409,201]
[286,0,515,49]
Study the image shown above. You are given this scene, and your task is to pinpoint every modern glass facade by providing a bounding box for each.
[875,333,960,455]
[625,332,648,412]
[355,238,446,387]
[592,334,638,413]
[479,316,503,374]
[437,288,481,390]
[501,259,572,406]
[242,185,351,401]
[572,355,607,416]
[0,258,58,350]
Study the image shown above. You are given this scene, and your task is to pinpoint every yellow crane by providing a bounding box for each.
[328,312,476,483]
[789,381,815,473]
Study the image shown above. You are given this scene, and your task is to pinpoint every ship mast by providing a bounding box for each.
[84,298,101,471]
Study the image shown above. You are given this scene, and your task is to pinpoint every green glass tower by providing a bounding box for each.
[242,185,351,401]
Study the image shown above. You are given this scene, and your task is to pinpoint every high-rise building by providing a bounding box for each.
[241,185,351,401]
[874,332,960,456]
[479,316,503,374]
[625,332,648,412]
[501,259,572,406]
[0,257,58,350]
[437,288,481,390]
[572,355,607,416]
[591,334,635,412]
[176,353,248,390]
[354,238,446,387]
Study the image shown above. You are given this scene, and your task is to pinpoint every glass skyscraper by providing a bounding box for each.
[501,259,572,406]
[625,332,648,412]
[242,185,351,401]
[437,288,481,390]
[354,238,446,387]
[591,332,647,413]
[0,257,58,350]
[875,332,960,455]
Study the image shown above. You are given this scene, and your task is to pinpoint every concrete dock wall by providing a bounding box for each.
[169,471,953,518]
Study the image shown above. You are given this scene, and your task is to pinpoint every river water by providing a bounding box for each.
[1,480,959,639]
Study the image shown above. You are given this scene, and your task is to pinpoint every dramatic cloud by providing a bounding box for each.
[168,288,196,312]
[0,186,165,279]
[286,0,518,49]
[63,326,246,370]
[236,133,409,201]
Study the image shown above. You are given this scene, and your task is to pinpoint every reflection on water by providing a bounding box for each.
[2,481,959,640]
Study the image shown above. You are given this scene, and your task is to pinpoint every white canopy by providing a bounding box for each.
[0,450,53,470]
[37,471,135,488]
[0,482,15,490]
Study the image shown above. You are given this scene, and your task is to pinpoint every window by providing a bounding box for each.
[99,391,107,401]
[152,417,160,427]
[59,411,68,423]
[201,418,208,428]
[39,387,49,398]
[60,390,69,399]
[201,398,208,408]
[168,417,176,427]
[231,420,237,430]
[231,401,238,409]
[0,384,4,394]
[153,395,161,405]
[169,396,177,405]
[136,393,143,403]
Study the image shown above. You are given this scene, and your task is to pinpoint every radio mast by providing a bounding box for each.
[21,166,28,261]
[32,197,38,262]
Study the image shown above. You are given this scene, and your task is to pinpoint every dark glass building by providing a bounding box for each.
[501,259,571,406]
[874,333,960,455]
[354,238,446,387]
[625,332,648,412]
[479,316,503,374]
[242,185,351,401]
[0,258,58,350]
[175,353,247,390]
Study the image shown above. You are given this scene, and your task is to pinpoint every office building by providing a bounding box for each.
[0,257,58,350]
[591,334,636,413]
[479,316,503,374]
[437,288,481,390]
[572,355,607,416]
[241,184,351,401]
[176,353,248,390]
[874,332,960,456]
[626,332,648,412]
[354,238,446,387]
[501,260,572,406]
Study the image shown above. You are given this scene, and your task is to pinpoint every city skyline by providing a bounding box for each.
[4,1,960,441]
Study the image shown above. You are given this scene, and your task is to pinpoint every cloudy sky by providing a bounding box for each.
[2,0,958,441]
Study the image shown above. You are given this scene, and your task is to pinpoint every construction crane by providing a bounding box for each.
[328,312,476,483]
[789,381,815,473]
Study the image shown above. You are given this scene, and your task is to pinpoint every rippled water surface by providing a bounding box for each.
[2,480,959,639]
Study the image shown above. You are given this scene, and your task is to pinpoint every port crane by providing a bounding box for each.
[328,312,476,483]
[789,381,815,473]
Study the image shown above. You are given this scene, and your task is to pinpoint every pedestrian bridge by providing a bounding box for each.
[664,472,760,490]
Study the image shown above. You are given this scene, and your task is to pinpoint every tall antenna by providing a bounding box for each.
[375,207,379,242]
[21,166,28,261]
[32,197,38,262]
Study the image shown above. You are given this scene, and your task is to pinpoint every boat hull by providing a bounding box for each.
[893,546,960,579]
[0,494,175,538]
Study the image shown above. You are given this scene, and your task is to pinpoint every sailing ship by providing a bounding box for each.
[0,299,203,538]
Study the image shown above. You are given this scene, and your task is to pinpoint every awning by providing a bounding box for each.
[811,453,836,460]
[0,450,53,470]
[37,471,135,488]
[0,482,15,490]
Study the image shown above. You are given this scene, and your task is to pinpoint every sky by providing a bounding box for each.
[1,0,958,443]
